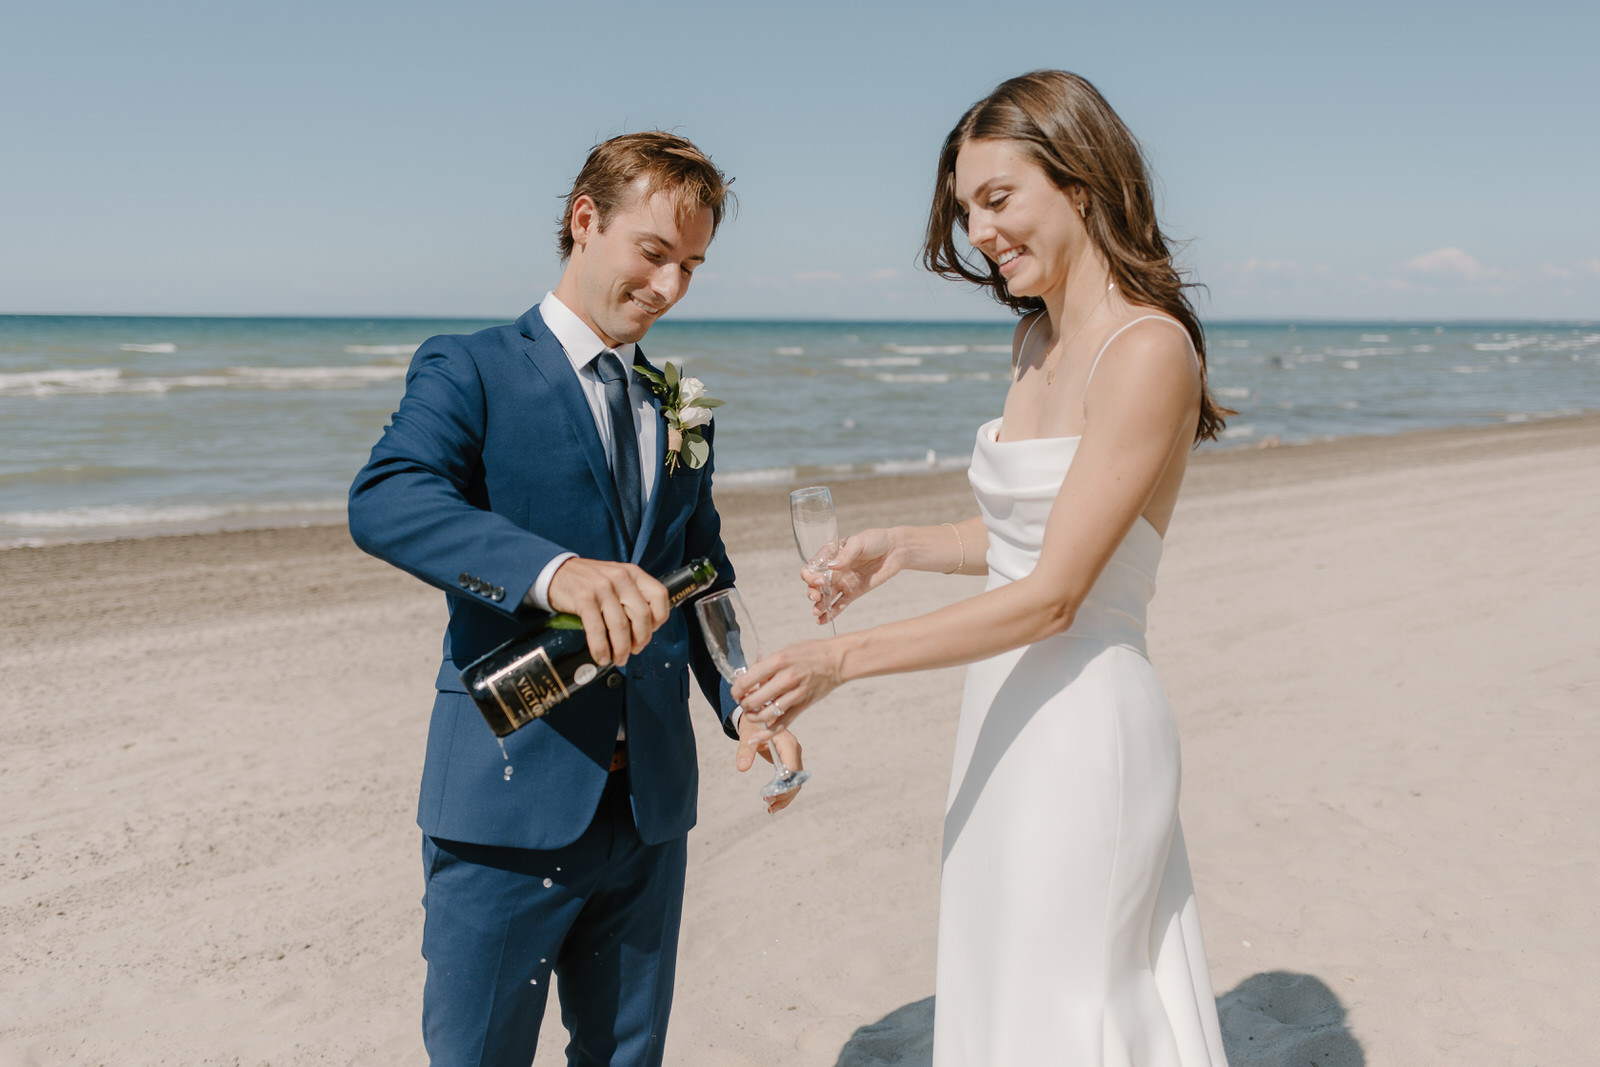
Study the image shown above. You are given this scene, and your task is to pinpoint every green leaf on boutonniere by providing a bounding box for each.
[663,361,679,390]
[686,397,724,408]
[683,431,710,469]
[635,364,665,388]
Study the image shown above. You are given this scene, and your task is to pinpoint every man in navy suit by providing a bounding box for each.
[349,131,803,1066]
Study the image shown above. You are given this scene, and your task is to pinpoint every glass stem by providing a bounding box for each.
[768,741,791,778]
[817,564,839,637]
[734,667,792,779]
[764,721,793,777]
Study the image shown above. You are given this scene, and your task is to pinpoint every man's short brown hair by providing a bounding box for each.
[557,131,734,259]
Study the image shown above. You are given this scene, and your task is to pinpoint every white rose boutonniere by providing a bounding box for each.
[635,361,723,473]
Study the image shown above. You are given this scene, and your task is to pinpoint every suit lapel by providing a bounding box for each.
[516,307,629,540]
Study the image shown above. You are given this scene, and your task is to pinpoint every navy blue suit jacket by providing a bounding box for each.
[349,305,737,850]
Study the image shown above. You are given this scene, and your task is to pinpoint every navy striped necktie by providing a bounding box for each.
[593,350,642,545]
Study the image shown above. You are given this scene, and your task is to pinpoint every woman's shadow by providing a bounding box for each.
[831,972,1365,1066]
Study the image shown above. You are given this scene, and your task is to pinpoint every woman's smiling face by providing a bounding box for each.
[953,138,1086,300]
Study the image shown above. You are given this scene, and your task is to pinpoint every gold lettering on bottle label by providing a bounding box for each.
[485,647,569,730]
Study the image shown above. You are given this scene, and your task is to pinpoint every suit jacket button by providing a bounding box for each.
[491,587,505,601]
[606,672,624,690]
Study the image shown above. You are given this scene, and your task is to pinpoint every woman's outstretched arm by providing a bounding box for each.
[734,319,1199,736]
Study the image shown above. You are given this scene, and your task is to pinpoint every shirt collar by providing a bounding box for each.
[540,292,637,375]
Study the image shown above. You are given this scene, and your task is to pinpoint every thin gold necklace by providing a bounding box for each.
[1044,281,1116,386]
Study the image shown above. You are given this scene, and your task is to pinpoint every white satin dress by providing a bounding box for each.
[933,365,1228,1065]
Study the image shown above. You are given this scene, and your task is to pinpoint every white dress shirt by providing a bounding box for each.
[526,292,660,612]
[525,293,738,734]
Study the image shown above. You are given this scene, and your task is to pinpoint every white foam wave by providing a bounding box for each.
[1360,334,1390,343]
[0,498,346,531]
[871,453,972,475]
[1450,366,1490,374]
[1503,407,1584,424]
[119,342,177,353]
[0,368,122,395]
[875,372,952,384]
[839,356,922,368]
[231,365,408,385]
[1473,338,1538,351]
[1341,361,1361,370]
[1221,423,1256,438]
[1215,386,1251,398]
[0,363,406,397]
[717,451,974,487]
[973,344,1013,353]
[883,344,970,355]
[717,466,799,488]
[1412,345,1434,352]
[773,346,805,356]
[1540,334,1600,351]
[344,344,415,355]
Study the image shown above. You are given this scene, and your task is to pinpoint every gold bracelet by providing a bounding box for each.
[942,522,964,574]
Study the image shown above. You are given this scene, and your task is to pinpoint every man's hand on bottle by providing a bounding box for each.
[547,558,670,668]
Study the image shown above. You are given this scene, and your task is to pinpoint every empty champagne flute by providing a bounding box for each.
[693,588,810,798]
[789,486,841,634]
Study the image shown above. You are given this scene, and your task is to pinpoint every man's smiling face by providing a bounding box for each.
[566,178,714,347]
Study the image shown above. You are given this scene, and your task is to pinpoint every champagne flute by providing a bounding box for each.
[694,588,810,798]
[789,486,841,634]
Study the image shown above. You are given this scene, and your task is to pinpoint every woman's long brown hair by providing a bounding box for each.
[924,71,1231,443]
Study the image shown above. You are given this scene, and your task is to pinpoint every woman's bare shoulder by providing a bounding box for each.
[1101,313,1196,372]
[1088,312,1201,416]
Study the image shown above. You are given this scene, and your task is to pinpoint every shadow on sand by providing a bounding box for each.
[832,972,1363,1066]
[1215,971,1365,1066]
[834,997,933,1067]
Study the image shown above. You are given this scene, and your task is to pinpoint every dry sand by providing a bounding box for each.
[3,415,1598,1066]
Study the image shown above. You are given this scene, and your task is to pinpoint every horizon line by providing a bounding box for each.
[1,312,1596,327]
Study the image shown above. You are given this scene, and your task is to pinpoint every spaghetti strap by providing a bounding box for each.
[1012,311,1047,381]
[1082,314,1195,392]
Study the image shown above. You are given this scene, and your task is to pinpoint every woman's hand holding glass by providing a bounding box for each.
[802,527,901,624]
[730,638,846,743]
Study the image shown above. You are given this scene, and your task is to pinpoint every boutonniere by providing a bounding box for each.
[636,361,723,473]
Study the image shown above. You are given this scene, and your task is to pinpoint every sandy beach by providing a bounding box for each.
[3,415,1598,1066]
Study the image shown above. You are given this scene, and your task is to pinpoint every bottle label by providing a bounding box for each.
[484,647,570,730]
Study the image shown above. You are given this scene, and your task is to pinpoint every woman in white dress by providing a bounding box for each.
[733,71,1233,1065]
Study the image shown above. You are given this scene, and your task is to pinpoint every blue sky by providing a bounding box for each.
[3,0,1596,320]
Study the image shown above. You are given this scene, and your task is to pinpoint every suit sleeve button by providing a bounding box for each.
[458,573,471,588]
[491,587,505,602]
[605,672,624,690]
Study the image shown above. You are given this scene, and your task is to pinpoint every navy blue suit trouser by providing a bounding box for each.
[420,770,687,1066]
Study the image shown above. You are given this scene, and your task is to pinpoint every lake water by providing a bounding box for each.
[2,315,1595,544]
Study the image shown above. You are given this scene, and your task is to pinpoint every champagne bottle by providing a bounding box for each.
[461,557,719,736]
